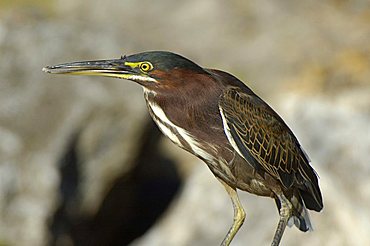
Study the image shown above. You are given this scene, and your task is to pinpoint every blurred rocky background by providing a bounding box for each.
[0,0,369,245]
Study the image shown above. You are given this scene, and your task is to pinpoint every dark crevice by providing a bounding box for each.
[49,132,81,246]
[49,119,182,246]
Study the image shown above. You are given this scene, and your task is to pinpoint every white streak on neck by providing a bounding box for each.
[145,93,215,163]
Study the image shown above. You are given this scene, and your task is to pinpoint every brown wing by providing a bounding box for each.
[219,87,322,209]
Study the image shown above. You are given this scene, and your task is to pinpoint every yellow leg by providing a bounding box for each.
[219,179,246,246]
[271,218,288,246]
[271,194,292,246]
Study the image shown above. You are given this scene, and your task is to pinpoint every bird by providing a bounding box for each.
[43,51,323,246]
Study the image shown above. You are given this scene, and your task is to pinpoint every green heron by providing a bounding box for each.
[43,51,323,246]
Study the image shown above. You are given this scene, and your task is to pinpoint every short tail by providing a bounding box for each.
[275,191,313,232]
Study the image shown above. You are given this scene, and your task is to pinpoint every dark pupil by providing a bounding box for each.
[142,64,148,70]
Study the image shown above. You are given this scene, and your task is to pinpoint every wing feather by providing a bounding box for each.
[219,87,310,189]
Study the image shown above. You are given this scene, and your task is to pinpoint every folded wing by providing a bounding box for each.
[219,87,322,211]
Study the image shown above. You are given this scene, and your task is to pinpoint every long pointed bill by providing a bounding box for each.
[42,58,156,82]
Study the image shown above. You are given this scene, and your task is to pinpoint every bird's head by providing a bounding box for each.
[43,51,208,90]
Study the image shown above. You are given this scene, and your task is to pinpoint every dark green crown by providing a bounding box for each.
[123,51,204,72]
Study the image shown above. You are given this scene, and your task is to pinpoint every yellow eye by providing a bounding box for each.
[139,62,153,72]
